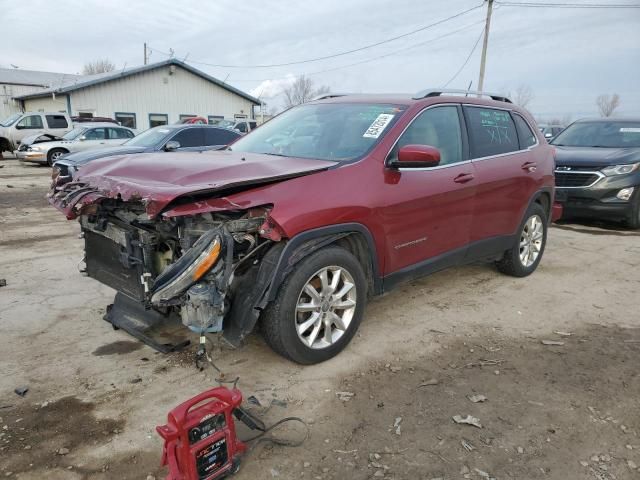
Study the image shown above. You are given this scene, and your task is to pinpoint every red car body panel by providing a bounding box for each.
[51,151,336,219]
[51,95,555,281]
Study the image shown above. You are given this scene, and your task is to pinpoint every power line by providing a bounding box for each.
[225,19,486,84]
[495,1,640,7]
[147,3,484,69]
[443,27,486,88]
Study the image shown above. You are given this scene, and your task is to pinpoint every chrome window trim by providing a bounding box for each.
[385,103,466,170]
[554,169,604,189]
[398,159,473,172]
[387,103,541,172]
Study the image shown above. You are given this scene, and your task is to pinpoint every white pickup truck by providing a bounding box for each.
[0,112,73,154]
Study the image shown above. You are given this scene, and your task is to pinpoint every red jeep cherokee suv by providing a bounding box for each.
[51,89,557,364]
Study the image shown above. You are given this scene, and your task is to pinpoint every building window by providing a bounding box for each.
[234,114,248,120]
[208,115,224,125]
[78,112,94,118]
[179,114,197,122]
[115,112,136,129]
[149,113,168,128]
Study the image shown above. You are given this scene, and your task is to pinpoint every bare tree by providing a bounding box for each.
[512,85,534,109]
[596,94,620,117]
[82,59,116,75]
[283,76,330,108]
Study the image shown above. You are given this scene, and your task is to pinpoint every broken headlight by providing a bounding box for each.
[150,230,222,303]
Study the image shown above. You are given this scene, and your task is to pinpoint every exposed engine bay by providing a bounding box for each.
[80,199,281,349]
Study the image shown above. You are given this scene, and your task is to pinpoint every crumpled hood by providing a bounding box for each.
[554,146,640,168]
[51,150,336,219]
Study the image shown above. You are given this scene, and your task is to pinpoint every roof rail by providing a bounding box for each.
[311,93,354,101]
[413,88,512,103]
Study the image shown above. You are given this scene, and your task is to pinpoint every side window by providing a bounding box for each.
[465,107,519,158]
[45,115,69,129]
[84,128,107,140]
[204,128,239,146]
[109,128,134,139]
[170,128,205,148]
[513,114,537,149]
[388,106,463,166]
[115,112,136,129]
[235,122,248,133]
[16,115,44,129]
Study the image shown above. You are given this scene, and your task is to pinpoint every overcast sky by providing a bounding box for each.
[1,0,639,120]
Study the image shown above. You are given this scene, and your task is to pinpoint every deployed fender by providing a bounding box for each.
[222,223,381,347]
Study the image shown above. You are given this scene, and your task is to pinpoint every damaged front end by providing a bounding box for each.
[69,190,282,352]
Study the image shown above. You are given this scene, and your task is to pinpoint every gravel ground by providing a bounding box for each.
[1,158,639,480]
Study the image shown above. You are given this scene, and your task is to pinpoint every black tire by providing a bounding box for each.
[261,246,367,364]
[627,188,640,229]
[496,202,548,277]
[47,148,67,166]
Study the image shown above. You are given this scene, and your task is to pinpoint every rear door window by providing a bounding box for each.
[204,128,239,146]
[45,115,69,129]
[170,128,205,148]
[513,114,537,149]
[464,107,519,158]
[109,128,134,139]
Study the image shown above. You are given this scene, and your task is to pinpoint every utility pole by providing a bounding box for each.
[144,43,148,65]
[477,0,494,94]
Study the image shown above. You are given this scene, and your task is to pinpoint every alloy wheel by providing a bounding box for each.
[519,214,544,267]
[295,266,357,350]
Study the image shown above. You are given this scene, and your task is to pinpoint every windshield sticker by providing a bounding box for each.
[363,114,395,139]
[620,128,640,133]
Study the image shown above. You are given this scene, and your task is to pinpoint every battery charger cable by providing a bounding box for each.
[197,335,309,452]
[233,407,309,454]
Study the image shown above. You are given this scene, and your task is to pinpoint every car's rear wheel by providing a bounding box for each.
[47,148,66,166]
[261,246,366,364]
[496,202,548,277]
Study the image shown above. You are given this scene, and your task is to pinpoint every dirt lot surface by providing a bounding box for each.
[1,158,639,480]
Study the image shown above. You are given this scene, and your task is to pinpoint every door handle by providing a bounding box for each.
[522,161,537,172]
[454,173,474,183]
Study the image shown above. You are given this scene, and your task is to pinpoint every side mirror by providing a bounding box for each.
[79,135,87,141]
[15,123,25,130]
[164,141,180,151]
[392,144,441,168]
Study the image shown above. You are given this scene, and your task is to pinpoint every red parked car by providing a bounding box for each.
[51,90,558,364]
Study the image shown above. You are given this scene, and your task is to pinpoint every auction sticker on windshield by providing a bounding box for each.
[363,114,395,138]
[620,128,640,133]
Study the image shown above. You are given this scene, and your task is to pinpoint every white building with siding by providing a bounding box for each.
[11,59,260,130]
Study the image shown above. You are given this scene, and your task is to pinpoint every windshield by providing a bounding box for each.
[230,103,407,162]
[552,121,640,148]
[123,126,172,147]
[62,127,87,140]
[1,113,22,127]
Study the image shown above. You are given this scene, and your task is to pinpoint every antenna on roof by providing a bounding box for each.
[465,80,473,97]
[121,62,127,75]
[169,48,175,58]
[182,53,190,62]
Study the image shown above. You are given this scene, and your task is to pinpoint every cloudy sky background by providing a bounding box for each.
[1,0,639,120]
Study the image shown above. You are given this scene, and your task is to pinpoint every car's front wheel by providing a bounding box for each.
[496,202,548,277]
[47,148,67,166]
[262,246,367,364]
